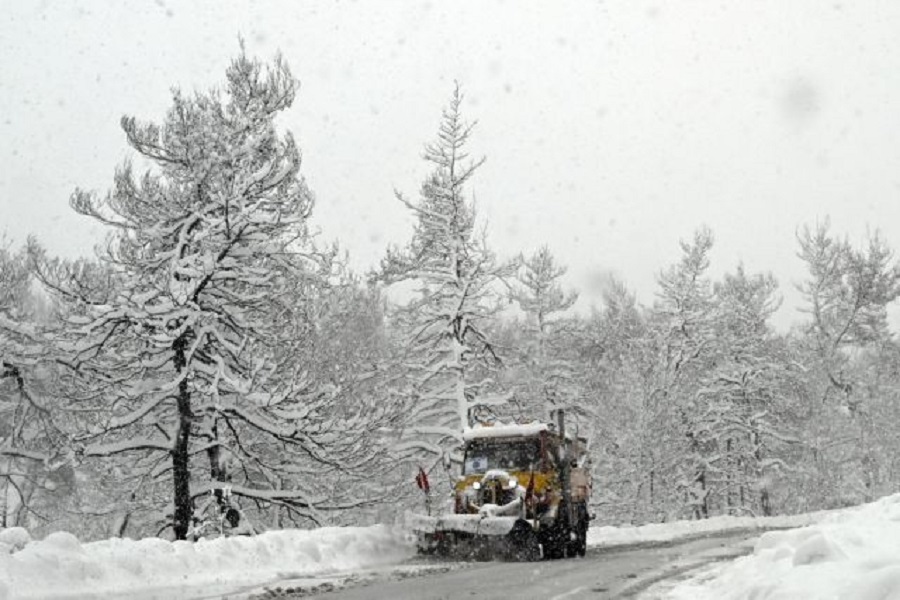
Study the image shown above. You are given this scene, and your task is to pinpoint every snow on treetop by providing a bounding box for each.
[462,421,548,441]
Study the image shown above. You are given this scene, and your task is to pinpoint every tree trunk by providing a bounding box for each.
[452,336,468,431]
[726,438,733,513]
[752,429,770,516]
[760,488,771,516]
[172,335,193,541]
[206,419,227,510]
[697,469,709,519]
[1,458,8,528]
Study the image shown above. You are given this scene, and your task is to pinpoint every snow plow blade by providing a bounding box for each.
[408,513,540,561]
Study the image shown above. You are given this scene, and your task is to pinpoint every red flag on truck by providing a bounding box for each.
[415,467,430,493]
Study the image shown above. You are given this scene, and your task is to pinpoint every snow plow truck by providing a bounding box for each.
[409,410,592,561]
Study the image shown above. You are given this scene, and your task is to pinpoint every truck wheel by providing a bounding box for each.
[508,520,540,561]
[541,526,565,560]
[573,505,589,557]
[566,505,589,558]
[544,540,563,559]
[524,535,541,561]
[567,523,587,557]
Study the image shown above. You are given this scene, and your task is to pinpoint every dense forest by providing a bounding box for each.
[3,52,900,542]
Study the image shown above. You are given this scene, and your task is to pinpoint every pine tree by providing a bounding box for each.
[32,51,357,540]
[379,84,515,464]
[509,246,578,417]
[576,277,651,523]
[649,226,718,519]
[0,242,53,527]
[795,221,900,506]
[700,265,797,516]
[797,221,900,407]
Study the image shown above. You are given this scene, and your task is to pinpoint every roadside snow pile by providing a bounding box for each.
[588,511,823,549]
[662,493,900,600]
[0,524,415,600]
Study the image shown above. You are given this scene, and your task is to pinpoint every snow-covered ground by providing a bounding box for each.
[656,493,900,600]
[0,503,852,600]
[588,511,823,549]
[0,525,415,600]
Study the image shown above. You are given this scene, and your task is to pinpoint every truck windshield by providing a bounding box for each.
[463,438,541,474]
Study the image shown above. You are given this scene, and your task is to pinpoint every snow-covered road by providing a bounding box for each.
[265,531,759,600]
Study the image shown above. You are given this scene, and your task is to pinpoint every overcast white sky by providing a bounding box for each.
[3,0,900,328]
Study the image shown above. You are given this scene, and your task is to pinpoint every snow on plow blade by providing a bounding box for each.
[407,513,539,561]
[409,513,519,536]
